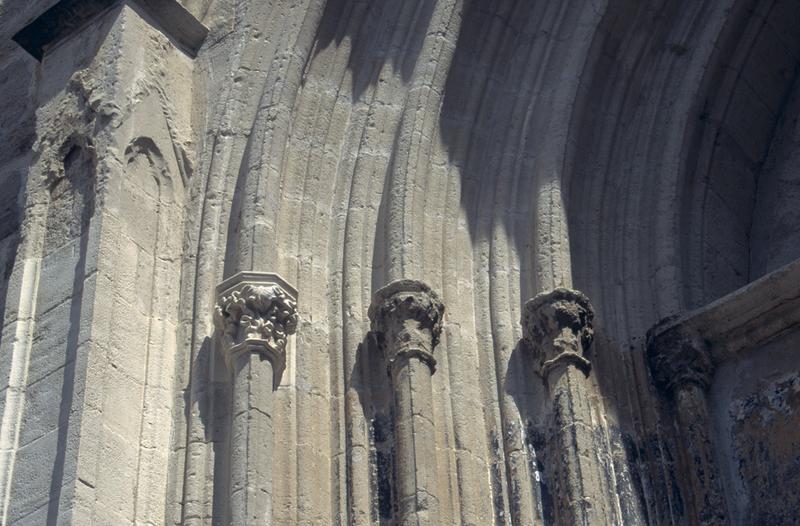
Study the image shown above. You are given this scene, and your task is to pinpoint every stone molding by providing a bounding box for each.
[646,257,800,367]
[215,272,298,388]
[647,327,714,395]
[522,287,594,378]
[368,279,444,374]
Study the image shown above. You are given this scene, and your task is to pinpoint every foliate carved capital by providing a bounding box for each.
[368,280,445,374]
[646,326,714,395]
[522,288,594,378]
[214,272,298,387]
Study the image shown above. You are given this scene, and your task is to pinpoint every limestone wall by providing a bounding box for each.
[710,330,800,525]
[0,0,799,524]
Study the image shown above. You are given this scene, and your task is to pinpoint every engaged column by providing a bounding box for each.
[523,288,611,524]
[648,329,727,525]
[369,280,445,526]
[215,272,298,525]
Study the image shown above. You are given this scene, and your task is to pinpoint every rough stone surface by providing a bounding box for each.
[369,279,444,374]
[523,288,594,378]
[1,0,800,525]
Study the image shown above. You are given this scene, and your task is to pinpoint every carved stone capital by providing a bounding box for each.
[368,280,445,375]
[522,288,594,378]
[646,326,714,395]
[215,272,298,388]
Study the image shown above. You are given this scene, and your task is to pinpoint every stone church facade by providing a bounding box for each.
[0,0,798,524]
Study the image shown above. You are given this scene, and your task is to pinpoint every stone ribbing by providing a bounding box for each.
[6,0,790,523]
[215,272,298,525]
[176,1,611,523]
[523,288,613,525]
[369,280,444,526]
[647,328,727,526]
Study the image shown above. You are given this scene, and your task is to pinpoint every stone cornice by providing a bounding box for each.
[646,257,800,366]
[522,288,594,378]
[13,0,208,61]
[368,279,444,374]
[215,272,298,388]
[645,257,800,396]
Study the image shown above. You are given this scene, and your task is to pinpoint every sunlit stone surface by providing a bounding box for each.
[0,0,799,524]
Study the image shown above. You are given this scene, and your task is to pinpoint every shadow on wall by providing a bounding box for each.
[678,0,800,307]
[309,0,575,294]
[0,45,37,354]
[0,174,21,356]
[45,142,96,523]
[561,0,800,523]
[440,0,539,234]
[353,332,396,520]
[438,1,576,299]
[313,0,436,100]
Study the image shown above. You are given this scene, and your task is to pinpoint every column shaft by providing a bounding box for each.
[215,272,298,526]
[392,356,438,526]
[230,351,275,524]
[369,280,444,526]
[548,365,603,525]
[523,288,613,525]
[647,328,728,525]
[647,325,728,526]
[674,384,727,526]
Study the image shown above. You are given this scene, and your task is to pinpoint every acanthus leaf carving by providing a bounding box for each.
[214,273,298,387]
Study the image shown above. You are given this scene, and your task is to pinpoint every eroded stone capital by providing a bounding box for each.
[646,326,714,395]
[522,288,594,378]
[215,272,298,387]
[368,280,445,374]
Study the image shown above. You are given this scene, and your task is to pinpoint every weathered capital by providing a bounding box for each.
[646,326,714,395]
[368,279,445,375]
[215,272,298,388]
[522,288,594,378]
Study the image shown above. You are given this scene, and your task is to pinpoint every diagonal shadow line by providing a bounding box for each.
[47,149,94,525]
